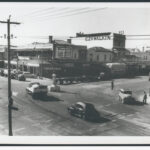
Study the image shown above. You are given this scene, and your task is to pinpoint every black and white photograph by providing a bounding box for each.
[0,1,150,144]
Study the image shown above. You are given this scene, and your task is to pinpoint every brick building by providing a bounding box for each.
[87,47,114,63]
[71,32,130,62]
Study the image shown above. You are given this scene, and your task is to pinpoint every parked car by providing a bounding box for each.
[23,72,36,78]
[3,69,16,78]
[3,69,8,77]
[17,73,26,81]
[67,102,100,121]
[26,82,48,99]
[13,70,26,81]
[118,89,133,103]
[0,68,4,76]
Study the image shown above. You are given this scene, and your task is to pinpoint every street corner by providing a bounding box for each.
[102,87,118,96]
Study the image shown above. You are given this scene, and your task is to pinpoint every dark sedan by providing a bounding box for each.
[67,102,100,121]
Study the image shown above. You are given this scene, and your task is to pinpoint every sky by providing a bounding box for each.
[0,2,150,50]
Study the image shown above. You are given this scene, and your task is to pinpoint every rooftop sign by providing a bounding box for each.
[85,35,111,41]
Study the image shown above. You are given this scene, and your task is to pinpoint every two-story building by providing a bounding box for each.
[71,32,130,62]
[8,36,87,78]
[87,47,114,63]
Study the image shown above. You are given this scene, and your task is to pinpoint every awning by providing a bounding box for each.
[27,63,39,67]
[4,60,17,65]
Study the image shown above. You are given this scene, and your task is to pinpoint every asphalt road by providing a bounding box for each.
[0,75,150,136]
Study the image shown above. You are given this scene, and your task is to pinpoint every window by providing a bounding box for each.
[65,49,71,58]
[57,51,64,58]
[104,54,107,61]
[89,53,93,62]
[97,55,99,61]
[74,53,76,59]
[146,56,148,60]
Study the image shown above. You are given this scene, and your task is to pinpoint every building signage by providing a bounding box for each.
[44,67,61,71]
[85,35,111,41]
[64,63,74,67]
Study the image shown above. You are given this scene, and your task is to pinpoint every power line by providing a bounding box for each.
[26,7,91,20]
[23,7,73,18]
[54,7,107,19]
[127,38,150,40]
[126,35,150,37]
[20,7,107,23]
[14,7,56,19]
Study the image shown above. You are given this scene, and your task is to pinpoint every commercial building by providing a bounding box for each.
[87,47,114,63]
[130,51,150,62]
[0,45,17,68]
[6,36,87,78]
[53,39,87,61]
[71,32,130,61]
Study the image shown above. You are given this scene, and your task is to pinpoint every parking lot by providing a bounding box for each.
[0,75,150,135]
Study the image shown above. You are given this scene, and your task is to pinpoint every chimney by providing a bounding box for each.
[142,46,144,52]
[67,39,71,44]
[49,36,53,43]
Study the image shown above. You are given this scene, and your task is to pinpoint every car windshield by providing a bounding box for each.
[123,91,132,94]
[29,82,40,87]
[75,104,84,109]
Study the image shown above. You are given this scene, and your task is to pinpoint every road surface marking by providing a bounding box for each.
[112,120,116,122]
[127,114,134,117]
[44,119,52,123]
[14,128,25,132]
[100,123,106,127]
[118,115,125,119]
[32,123,41,126]
[0,124,5,130]
[105,104,111,107]
[12,91,18,96]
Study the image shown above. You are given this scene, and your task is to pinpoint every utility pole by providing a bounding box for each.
[0,16,20,136]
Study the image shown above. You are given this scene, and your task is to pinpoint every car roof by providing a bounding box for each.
[120,89,132,92]
[76,102,86,108]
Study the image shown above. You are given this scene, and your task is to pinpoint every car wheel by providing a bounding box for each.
[119,96,121,101]
[26,89,29,94]
[32,93,37,99]
[82,114,86,120]
[122,99,125,104]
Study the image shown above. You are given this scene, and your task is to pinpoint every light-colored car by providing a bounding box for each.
[119,89,132,103]
[26,82,48,99]
[3,69,8,77]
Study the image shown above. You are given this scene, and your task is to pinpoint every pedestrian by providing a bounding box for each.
[111,79,114,90]
[143,91,147,104]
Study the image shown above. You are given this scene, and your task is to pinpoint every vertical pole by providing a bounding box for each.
[7,18,13,136]
[17,52,18,72]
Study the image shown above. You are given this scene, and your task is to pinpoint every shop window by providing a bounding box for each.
[74,53,77,59]
[104,54,107,61]
[89,53,93,62]
[110,55,111,61]
[97,55,99,61]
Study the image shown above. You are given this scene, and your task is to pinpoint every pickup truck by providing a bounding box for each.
[26,82,48,99]
[119,89,133,104]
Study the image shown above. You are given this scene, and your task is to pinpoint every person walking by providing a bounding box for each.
[111,79,114,90]
[143,91,147,104]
